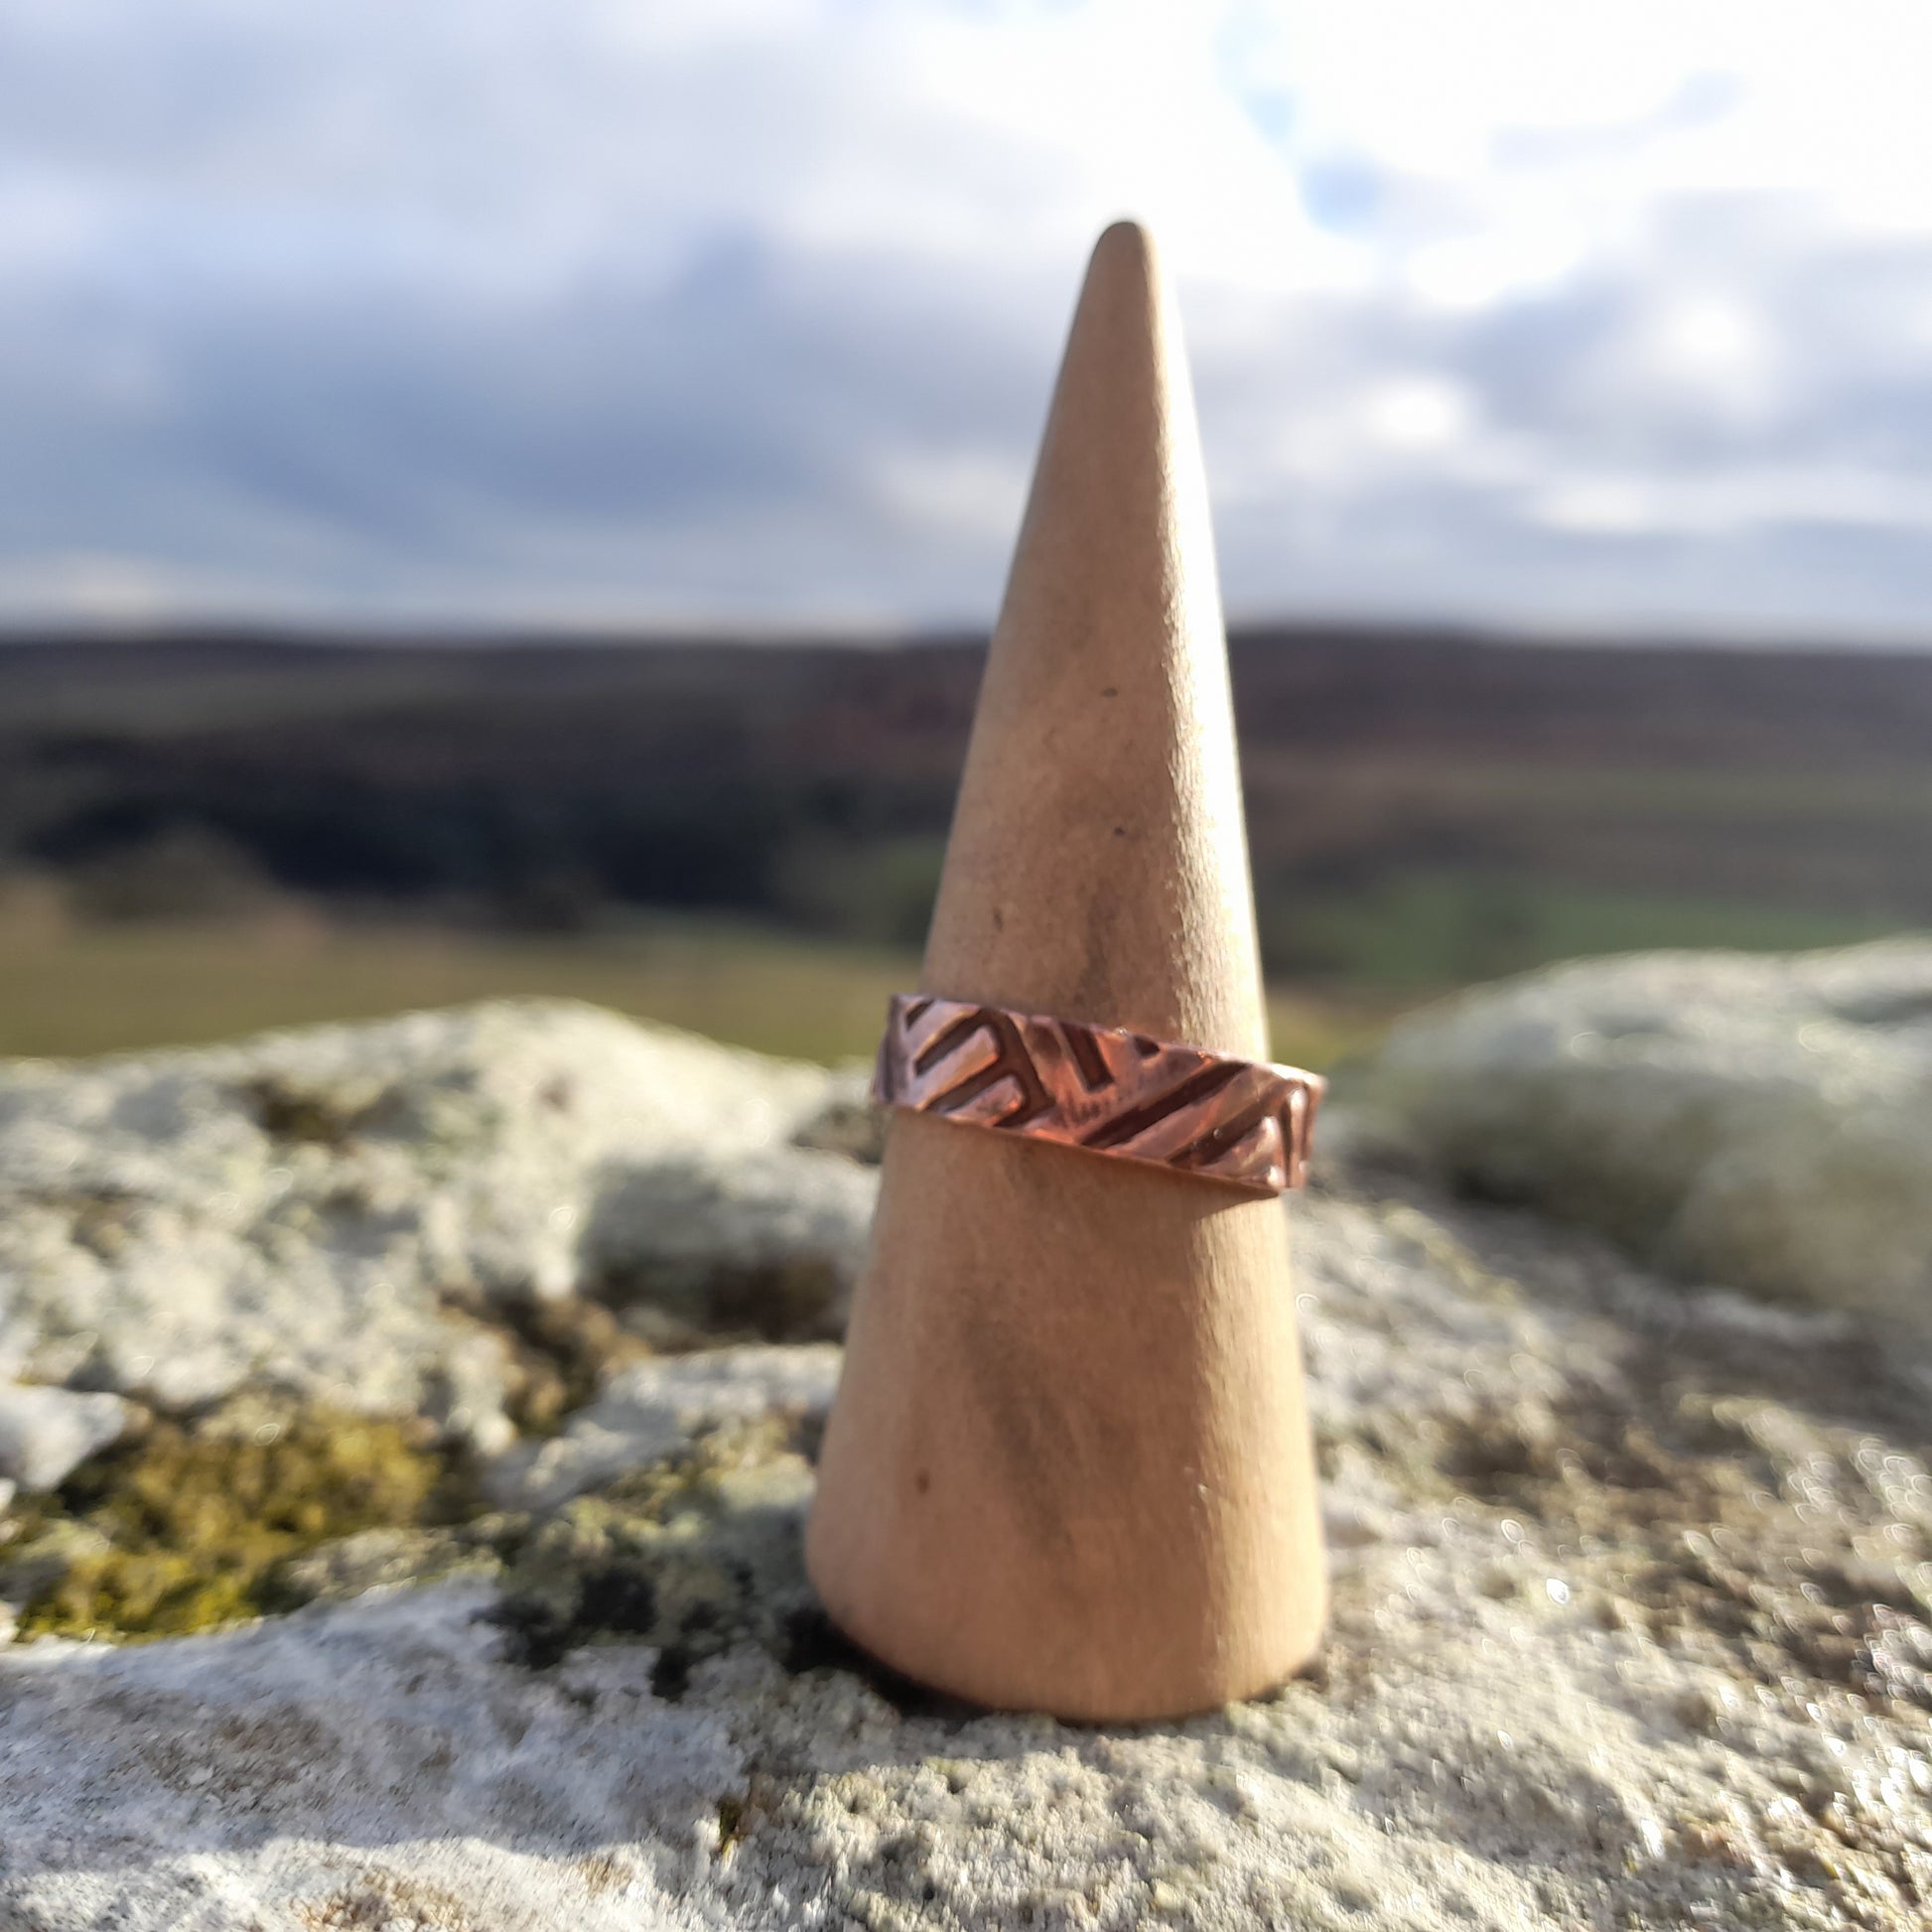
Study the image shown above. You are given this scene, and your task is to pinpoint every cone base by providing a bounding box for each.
[804,1112,1328,1725]
[804,1533,1327,1724]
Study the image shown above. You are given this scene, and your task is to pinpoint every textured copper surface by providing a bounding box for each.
[873,993,1323,1195]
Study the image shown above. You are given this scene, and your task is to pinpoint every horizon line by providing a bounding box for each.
[5,611,1932,657]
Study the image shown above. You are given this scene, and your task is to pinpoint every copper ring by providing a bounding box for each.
[872,992,1323,1196]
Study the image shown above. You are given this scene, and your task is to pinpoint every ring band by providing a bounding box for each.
[873,992,1323,1196]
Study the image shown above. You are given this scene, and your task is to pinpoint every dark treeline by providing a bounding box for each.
[4,625,1930,981]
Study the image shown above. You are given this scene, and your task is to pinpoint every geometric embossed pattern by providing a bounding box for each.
[873,992,1324,1195]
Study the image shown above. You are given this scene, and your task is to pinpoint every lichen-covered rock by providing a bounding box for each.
[274,1523,505,1605]
[2,998,1929,1928]
[584,1161,875,1344]
[0,1380,128,1491]
[485,1344,841,1513]
[0,1001,872,1444]
[0,1584,745,1930]
[6,1172,1932,1925]
[2,1400,469,1640]
[1358,937,1932,1329]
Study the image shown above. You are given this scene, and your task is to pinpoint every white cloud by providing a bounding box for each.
[3,0,1932,637]
[1363,379,1475,454]
[871,447,1033,546]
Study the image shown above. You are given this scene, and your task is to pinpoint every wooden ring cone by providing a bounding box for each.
[805,220,1326,1721]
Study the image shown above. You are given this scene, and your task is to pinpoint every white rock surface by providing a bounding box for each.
[0,1585,736,1931]
[487,1343,842,1512]
[585,1158,878,1337]
[0,1381,128,1492]
[0,1002,871,1441]
[1360,937,1932,1328]
[5,1183,1930,1928]
[2,997,1929,1928]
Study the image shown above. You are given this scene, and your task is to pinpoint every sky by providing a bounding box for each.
[7,0,1932,641]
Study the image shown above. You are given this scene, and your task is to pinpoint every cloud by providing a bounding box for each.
[4,0,1932,638]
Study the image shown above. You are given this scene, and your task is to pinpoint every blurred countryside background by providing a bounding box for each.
[6,1,1932,1069]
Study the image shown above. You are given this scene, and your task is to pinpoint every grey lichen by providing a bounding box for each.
[1359,937,1932,1329]
[490,1416,820,1691]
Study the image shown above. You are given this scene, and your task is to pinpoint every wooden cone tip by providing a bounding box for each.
[910,211,1261,1052]
[1092,215,1157,263]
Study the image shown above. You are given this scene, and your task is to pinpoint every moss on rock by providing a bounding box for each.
[491,1417,815,1686]
[9,1403,476,1641]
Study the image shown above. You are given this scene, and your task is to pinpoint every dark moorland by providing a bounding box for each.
[4,625,1930,989]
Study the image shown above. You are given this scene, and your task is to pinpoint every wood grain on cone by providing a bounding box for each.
[805,220,1326,1721]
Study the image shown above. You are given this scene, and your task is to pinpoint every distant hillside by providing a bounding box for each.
[2,625,1926,983]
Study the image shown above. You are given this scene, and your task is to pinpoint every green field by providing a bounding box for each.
[1261,870,1905,987]
[3,867,1908,1074]
[0,912,1405,1071]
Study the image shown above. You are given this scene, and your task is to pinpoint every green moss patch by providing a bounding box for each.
[11,1405,477,1641]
